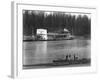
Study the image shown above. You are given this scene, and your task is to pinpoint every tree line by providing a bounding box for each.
[23,10,91,37]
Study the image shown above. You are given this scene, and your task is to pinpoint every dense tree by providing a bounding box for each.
[23,10,91,37]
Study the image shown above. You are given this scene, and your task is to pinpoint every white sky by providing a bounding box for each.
[23,10,91,19]
[44,11,91,18]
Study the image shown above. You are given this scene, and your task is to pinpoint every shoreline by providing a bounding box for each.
[23,62,91,69]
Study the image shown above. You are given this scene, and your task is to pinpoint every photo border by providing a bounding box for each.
[11,1,97,78]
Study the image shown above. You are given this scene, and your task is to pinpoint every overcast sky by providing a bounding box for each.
[23,10,91,19]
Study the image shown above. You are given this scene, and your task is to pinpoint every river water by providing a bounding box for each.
[23,39,90,65]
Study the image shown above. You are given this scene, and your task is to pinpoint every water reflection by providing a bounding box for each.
[33,42,48,64]
[23,40,90,65]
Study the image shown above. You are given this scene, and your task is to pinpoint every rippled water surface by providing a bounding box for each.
[23,39,90,65]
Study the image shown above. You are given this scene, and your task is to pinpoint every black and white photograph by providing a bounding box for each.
[22,10,91,69]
